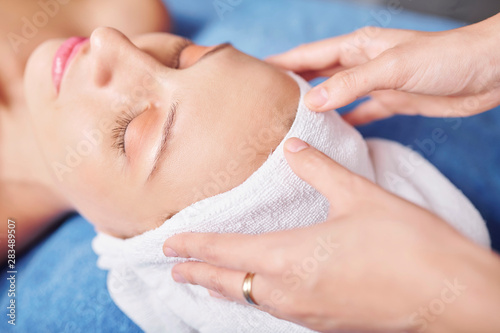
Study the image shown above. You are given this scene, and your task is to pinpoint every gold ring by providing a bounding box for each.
[242,272,258,306]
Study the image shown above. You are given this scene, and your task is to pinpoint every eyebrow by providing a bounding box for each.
[146,43,232,182]
[197,42,232,64]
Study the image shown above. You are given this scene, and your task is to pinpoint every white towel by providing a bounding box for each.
[92,72,490,333]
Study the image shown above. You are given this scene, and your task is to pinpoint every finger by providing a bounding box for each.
[304,52,404,112]
[360,90,482,119]
[342,90,440,126]
[342,98,395,126]
[284,138,370,210]
[385,91,496,118]
[164,232,280,273]
[297,66,346,81]
[266,36,351,72]
[207,289,231,301]
[266,26,398,73]
[171,262,271,308]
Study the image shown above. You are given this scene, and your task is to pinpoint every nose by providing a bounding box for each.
[89,27,160,87]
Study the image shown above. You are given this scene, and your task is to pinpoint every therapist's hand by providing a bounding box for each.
[164,138,500,333]
[267,14,500,125]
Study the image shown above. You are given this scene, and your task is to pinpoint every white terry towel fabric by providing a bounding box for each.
[92,72,490,333]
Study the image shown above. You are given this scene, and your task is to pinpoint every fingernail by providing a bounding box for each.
[164,247,179,257]
[208,290,225,299]
[306,87,329,108]
[172,272,187,283]
[285,138,309,153]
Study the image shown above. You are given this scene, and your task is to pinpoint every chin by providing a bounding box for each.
[24,39,64,114]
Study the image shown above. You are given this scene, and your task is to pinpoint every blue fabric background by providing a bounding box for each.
[2,0,498,331]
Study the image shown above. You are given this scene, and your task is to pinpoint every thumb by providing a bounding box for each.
[284,138,365,208]
[305,53,400,112]
[265,38,339,72]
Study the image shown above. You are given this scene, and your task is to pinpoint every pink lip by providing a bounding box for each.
[52,37,88,94]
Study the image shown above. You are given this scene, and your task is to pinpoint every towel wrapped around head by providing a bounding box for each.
[92,72,490,333]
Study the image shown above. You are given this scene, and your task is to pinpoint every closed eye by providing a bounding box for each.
[112,104,150,155]
[111,39,191,155]
[147,101,178,181]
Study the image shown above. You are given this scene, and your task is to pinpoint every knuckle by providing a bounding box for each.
[282,296,306,320]
[198,237,219,263]
[377,49,410,88]
[358,26,379,37]
[354,26,384,44]
[171,235,188,256]
[379,49,400,69]
[336,70,359,91]
[329,171,366,207]
[267,249,290,274]
[207,269,224,294]
[338,172,366,198]
[293,43,313,63]
[300,150,327,176]
[286,43,307,59]
[353,26,367,40]
[177,265,195,284]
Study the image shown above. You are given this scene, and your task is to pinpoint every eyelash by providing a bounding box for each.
[172,39,192,69]
[112,106,138,155]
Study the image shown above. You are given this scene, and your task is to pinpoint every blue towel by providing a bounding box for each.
[2,0,498,331]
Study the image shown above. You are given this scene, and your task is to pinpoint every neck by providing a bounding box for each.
[1,100,73,215]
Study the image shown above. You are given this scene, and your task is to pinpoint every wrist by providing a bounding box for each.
[433,244,500,333]
[457,13,500,110]
[474,13,500,73]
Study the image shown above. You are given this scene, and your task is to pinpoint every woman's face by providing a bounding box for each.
[24,27,298,237]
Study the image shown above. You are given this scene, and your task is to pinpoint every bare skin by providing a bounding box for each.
[24,27,299,238]
[0,0,170,256]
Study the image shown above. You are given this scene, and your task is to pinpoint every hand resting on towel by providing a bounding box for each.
[164,138,500,333]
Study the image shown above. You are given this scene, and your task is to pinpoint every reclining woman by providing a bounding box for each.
[0,0,169,253]
[24,26,489,332]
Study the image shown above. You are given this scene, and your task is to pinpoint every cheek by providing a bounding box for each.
[46,117,110,198]
[53,143,142,235]
[31,101,122,209]
[159,99,264,211]
[44,109,158,236]
[147,56,286,213]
